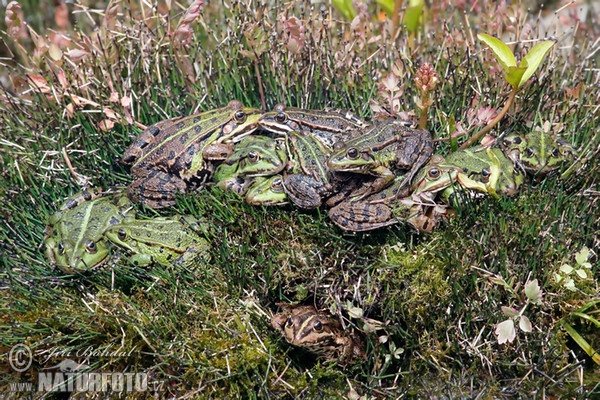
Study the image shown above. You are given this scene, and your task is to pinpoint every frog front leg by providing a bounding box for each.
[352,165,395,200]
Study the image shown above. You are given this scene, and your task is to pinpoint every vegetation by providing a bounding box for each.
[1,0,598,397]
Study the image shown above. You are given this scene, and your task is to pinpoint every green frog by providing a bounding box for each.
[258,105,368,149]
[329,157,458,232]
[444,146,525,200]
[245,175,288,206]
[213,135,288,194]
[327,119,434,201]
[44,188,134,273]
[500,130,575,177]
[123,101,262,208]
[271,303,366,364]
[104,215,209,267]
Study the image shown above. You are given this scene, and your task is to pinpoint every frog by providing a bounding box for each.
[245,175,288,206]
[257,104,368,150]
[122,100,262,208]
[280,130,342,209]
[271,303,366,364]
[213,134,288,195]
[443,146,525,201]
[329,156,458,232]
[103,215,209,267]
[327,119,434,201]
[500,130,575,177]
[44,188,134,274]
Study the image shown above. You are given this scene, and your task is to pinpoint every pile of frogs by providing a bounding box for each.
[45,100,575,274]
[44,101,575,363]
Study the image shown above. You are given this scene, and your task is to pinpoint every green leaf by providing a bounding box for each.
[519,315,532,332]
[518,40,555,88]
[505,65,527,89]
[575,269,588,279]
[560,264,573,274]
[524,279,542,305]
[332,0,356,20]
[564,277,576,291]
[575,246,590,266]
[478,33,517,71]
[404,0,424,33]
[376,0,395,16]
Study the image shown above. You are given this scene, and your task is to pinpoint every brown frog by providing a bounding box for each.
[271,303,366,364]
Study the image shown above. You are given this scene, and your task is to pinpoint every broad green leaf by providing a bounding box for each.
[505,64,527,89]
[404,0,424,33]
[575,269,588,279]
[496,319,516,344]
[518,40,555,88]
[332,0,356,20]
[519,315,532,332]
[560,264,574,274]
[376,0,394,16]
[502,306,519,317]
[564,277,576,291]
[524,279,542,304]
[478,33,516,71]
[345,301,364,318]
[575,246,590,266]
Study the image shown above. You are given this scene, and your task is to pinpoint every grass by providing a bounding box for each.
[1,0,599,398]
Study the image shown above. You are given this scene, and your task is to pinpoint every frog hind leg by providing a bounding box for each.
[283,174,327,209]
[329,201,400,232]
[127,169,187,208]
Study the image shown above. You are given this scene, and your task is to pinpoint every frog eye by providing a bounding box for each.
[551,148,559,157]
[86,241,97,254]
[346,148,359,159]
[285,317,294,328]
[57,243,65,255]
[525,148,535,157]
[313,321,323,332]
[481,168,490,183]
[248,151,260,163]
[427,167,440,179]
[511,136,522,145]
[234,110,247,123]
[117,229,128,241]
[271,178,283,192]
[275,112,287,123]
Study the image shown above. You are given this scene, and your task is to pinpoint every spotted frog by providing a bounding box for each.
[444,146,525,200]
[271,303,366,364]
[258,105,368,149]
[104,215,209,267]
[213,135,287,195]
[500,130,575,177]
[245,175,288,206]
[327,119,434,201]
[44,188,133,273]
[329,157,458,232]
[122,101,262,208]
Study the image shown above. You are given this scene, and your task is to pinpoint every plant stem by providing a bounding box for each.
[458,88,517,150]
[392,0,403,29]
[254,57,266,110]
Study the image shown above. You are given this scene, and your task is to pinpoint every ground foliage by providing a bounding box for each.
[0,0,599,398]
